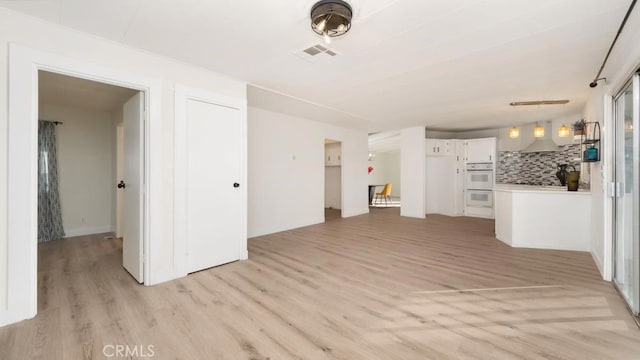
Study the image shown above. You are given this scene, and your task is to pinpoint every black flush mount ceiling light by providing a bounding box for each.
[310,0,353,44]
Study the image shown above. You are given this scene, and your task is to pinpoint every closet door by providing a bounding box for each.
[122,92,144,283]
[186,99,242,273]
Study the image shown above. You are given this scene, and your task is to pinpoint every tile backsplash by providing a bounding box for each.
[496,144,584,186]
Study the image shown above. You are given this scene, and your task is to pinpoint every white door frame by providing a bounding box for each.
[116,125,125,238]
[601,67,640,282]
[3,43,163,326]
[173,85,248,278]
[602,92,614,281]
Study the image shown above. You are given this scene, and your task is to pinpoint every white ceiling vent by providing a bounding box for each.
[295,44,340,62]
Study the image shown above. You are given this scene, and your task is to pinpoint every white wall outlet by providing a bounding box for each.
[81,216,87,225]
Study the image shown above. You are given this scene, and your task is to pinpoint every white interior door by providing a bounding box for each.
[187,99,242,273]
[122,92,144,283]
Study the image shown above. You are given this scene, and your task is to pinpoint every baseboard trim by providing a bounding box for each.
[341,208,369,218]
[512,242,590,252]
[0,309,34,328]
[64,226,114,238]
[591,250,605,279]
[248,217,324,238]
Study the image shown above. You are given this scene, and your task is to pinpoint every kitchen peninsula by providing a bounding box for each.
[494,184,591,251]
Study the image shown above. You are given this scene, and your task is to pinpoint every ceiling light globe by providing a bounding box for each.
[558,124,570,138]
[311,0,352,38]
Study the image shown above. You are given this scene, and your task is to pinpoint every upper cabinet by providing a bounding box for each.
[325,142,342,166]
[426,139,451,156]
[465,138,496,163]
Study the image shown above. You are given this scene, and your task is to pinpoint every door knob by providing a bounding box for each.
[117,181,126,189]
[233,183,240,188]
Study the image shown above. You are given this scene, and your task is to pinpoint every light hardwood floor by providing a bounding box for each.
[1,208,639,359]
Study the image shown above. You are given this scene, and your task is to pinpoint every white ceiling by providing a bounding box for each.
[39,71,138,112]
[6,0,632,132]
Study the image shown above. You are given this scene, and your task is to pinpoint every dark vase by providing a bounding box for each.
[556,164,569,186]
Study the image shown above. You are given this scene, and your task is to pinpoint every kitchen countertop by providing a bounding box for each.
[494,184,591,194]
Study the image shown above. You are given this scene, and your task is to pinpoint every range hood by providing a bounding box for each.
[522,121,560,153]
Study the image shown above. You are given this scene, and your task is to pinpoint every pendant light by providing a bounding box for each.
[509,126,520,138]
[558,124,570,138]
[533,123,545,138]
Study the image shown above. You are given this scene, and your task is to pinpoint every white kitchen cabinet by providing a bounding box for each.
[494,185,591,251]
[453,140,465,215]
[325,142,341,166]
[465,138,496,163]
[426,140,465,216]
[425,139,437,155]
[426,138,451,156]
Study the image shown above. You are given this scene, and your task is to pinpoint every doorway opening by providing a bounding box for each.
[367,132,402,209]
[324,139,342,221]
[6,44,162,325]
[37,70,145,290]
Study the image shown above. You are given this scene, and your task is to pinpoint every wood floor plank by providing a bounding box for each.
[1,208,639,359]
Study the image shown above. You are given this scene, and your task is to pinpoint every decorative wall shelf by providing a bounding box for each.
[580,122,601,162]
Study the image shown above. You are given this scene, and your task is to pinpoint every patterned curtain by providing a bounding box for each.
[38,121,65,242]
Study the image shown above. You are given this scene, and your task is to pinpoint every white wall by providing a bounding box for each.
[367,151,401,198]
[0,8,246,316]
[400,127,426,218]
[425,130,457,139]
[39,103,115,237]
[248,106,369,238]
[583,89,607,277]
[581,5,640,280]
